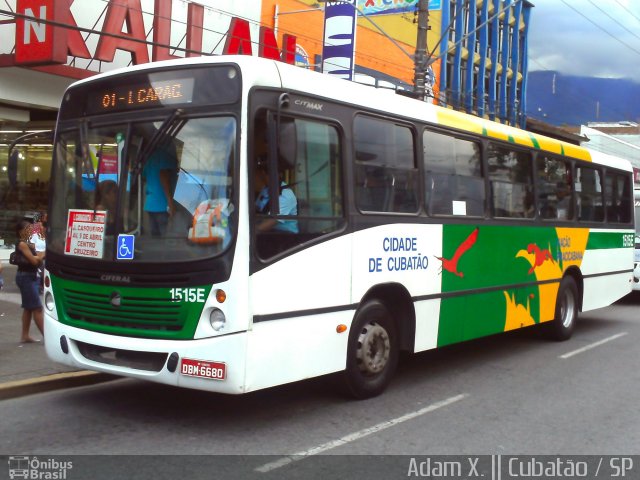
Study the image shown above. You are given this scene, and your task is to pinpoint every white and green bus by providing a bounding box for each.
[634,188,640,291]
[44,56,635,398]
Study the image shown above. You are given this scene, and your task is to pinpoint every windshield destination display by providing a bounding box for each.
[91,78,195,113]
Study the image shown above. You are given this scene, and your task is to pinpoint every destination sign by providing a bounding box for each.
[88,77,194,113]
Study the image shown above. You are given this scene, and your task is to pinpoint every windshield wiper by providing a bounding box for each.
[92,143,104,216]
[74,121,90,207]
[131,109,185,177]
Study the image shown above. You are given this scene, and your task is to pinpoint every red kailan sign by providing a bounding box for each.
[15,0,68,65]
[13,0,296,67]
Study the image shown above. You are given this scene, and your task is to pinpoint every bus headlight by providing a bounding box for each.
[209,308,226,331]
[44,292,55,311]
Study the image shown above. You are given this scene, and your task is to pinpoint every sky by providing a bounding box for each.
[527,0,640,79]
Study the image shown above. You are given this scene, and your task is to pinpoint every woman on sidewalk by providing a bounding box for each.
[14,219,45,343]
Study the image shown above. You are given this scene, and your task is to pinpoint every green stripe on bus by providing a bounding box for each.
[586,232,627,250]
[529,134,540,149]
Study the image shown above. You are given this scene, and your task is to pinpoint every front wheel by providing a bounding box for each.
[343,300,399,399]
[547,276,579,341]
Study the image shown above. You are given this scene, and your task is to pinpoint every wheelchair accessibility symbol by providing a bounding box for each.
[117,234,135,260]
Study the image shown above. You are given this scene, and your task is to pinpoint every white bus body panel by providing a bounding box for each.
[580,229,635,310]
[351,224,444,352]
[246,234,353,390]
[244,311,352,391]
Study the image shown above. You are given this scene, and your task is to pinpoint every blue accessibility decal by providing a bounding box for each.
[117,234,135,260]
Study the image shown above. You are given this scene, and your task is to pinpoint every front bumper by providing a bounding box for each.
[44,314,249,394]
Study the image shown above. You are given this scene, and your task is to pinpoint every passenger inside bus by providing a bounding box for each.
[95,179,117,234]
[555,182,573,220]
[142,142,178,237]
[252,116,298,233]
[254,158,298,233]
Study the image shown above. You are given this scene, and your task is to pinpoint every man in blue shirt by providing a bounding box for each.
[143,143,177,237]
[254,163,298,233]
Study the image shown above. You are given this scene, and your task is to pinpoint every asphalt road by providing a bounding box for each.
[1,296,639,479]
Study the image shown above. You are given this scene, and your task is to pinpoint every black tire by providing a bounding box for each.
[547,276,579,341]
[344,300,399,399]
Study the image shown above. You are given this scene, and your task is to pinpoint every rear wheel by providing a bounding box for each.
[344,300,399,399]
[547,276,579,341]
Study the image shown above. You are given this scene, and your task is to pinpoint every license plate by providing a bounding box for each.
[180,358,226,380]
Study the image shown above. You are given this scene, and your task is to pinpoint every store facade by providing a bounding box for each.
[0,0,272,241]
[0,0,532,242]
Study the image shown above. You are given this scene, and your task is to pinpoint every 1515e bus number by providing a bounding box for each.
[170,288,206,303]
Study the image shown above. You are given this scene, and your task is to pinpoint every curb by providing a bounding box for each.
[0,371,118,400]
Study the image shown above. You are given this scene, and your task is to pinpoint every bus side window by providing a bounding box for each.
[618,176,632,223]
[288,118,344,235]
[605,172,632,224]
[536,155,574,221]
[487,143,533,219]
[576,166,604,222]
[254,113,345,260]
[424,130,484,217]
[354,115,418,214]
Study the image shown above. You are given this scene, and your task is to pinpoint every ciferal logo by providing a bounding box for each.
[8,456,72,479]
[100,274,131,284]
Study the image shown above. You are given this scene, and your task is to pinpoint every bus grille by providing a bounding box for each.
[76,341,168,372]
[60,287,186,337]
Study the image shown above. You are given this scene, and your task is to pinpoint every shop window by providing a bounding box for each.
[0,143,53,242]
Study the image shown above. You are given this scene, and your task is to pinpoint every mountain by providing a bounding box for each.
[526,71,640,126]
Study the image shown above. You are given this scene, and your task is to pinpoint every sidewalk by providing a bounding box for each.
[0,260,114,399]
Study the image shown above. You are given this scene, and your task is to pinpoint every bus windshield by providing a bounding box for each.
[49,115,236,263]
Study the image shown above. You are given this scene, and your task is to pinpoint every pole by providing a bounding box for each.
[413,0,429,100]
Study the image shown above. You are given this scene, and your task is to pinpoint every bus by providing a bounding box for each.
[43,56,635,398]
[634,188,640,291]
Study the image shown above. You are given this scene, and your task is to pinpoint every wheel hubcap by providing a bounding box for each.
[355,322,390,376]
[561,289,576,328]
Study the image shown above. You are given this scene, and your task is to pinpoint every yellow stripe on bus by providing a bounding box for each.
[434,108,592,162]
[561,143,592,162]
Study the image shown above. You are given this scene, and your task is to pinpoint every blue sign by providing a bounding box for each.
[322,1,358,80]
[357,0,441,16]
[117,234,135,260]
